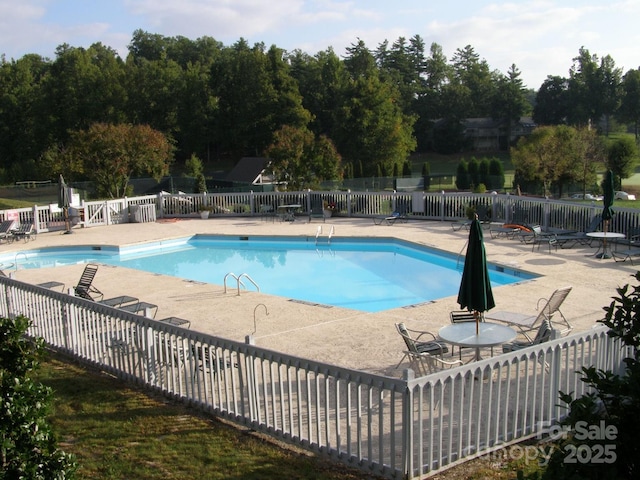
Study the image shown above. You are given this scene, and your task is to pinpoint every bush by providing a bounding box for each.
[0,315,77,479]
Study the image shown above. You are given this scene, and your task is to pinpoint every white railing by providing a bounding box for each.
[0,276,629,479]
[3,191,639,240]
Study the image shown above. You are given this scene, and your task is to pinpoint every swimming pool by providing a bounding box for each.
[3,235,536,313]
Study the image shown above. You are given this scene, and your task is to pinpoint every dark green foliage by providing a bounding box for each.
[489,157,505,190]
[455,159,470,190]
[607,137,638,188]
[468,157,480,188]
[422,162,431,190]
[544,272,640,479]
[194,173,207,193]
[0,315,77,479]
[402,160,411,177]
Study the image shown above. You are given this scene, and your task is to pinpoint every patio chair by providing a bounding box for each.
[612,227,640,265]
[502,319,553,352]
[449,311,492,359]
[554,215,602,249]
[395,323,453,373]
[0,219,16,243]
[485,286,573,340]
[73,263,103,301]
[10,223,35,242]
[516,225,558,252]
[373,210,408,225]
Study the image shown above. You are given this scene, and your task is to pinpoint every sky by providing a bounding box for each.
[1,0,639,90]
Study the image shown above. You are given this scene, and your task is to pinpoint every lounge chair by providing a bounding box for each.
[611,227,640,264]
[373,210,407,225]
[485,286,573,340]
[73,263,103,301]
[502,319,553,352]
[10,223,35,242]
[554,215,602,249]
[516,225,558,252]
[0,219,16,243]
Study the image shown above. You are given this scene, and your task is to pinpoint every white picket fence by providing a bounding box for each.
[3,191,640,240]
[0,276,629,478]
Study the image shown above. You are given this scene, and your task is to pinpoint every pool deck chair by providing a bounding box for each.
[554,215,602,249]
[502,319,554,353]
[0,219,16,243]
[73,263,103,301]
[373,210,407,225]
[395,323,452,370]
[10,223,35,242]
[395,323,461,375]
[485,286,573,340]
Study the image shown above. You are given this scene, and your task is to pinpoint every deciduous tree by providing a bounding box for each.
[60,123,173,198]
[265,125,341,190]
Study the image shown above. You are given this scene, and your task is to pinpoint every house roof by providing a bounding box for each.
[225,157,270,184]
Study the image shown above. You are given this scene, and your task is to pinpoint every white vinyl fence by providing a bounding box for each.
[3,191,640,241]
[0,276,630,479]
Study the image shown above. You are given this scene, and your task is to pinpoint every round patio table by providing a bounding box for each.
[438,322,517,362]
[586,232,625,259]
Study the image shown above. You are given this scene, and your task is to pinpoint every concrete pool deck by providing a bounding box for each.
[3,216,635,376]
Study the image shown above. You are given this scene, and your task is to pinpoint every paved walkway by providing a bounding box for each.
[3,216,634,376]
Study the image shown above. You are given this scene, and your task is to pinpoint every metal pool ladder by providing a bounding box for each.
[315,225,335,245]
[224,272,260,296]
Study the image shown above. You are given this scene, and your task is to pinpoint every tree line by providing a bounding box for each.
[1,30,639,193]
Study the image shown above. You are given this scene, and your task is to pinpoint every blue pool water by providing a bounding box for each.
[3,235,535,313]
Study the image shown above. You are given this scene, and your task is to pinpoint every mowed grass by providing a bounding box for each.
[35,352,377,480]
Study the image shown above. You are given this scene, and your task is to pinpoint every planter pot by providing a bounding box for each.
[323,209,332,219]
[200,211,210,219]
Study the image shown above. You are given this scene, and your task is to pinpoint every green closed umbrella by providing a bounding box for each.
[600,170,615,258]
[58,174,72,234]
[457,217,495,333]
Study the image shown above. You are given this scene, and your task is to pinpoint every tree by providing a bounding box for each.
[0,54,50,182]
[450,45,495,117]
[422,162,431,190]
[618,68,640,140]
[455,159,470,190]
[265,125,341,190]
[573,127,605,196]
[489,157,505,190]
[510,125,577,197]
[334,41,416,176]
[533,75,569,125]
[1,315,77,478]
[492,64,530,148]
[54,123,173,198]
[607,137,638,189]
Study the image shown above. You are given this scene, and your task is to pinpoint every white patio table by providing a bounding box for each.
[438,322,516,362]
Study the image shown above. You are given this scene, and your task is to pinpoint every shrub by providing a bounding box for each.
[0,315,77,479]
[544,272,640,479]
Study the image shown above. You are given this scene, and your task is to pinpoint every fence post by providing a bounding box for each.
[402,368,415,479]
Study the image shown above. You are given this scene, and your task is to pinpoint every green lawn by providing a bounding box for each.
[36,352,373,480]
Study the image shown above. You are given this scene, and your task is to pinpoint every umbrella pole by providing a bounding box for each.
[64,207,72,234]
[474,310,479,335]
[602,219,609,258]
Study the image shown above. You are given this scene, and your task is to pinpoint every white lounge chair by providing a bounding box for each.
[502,319,554,352]
[485,286,573,340]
